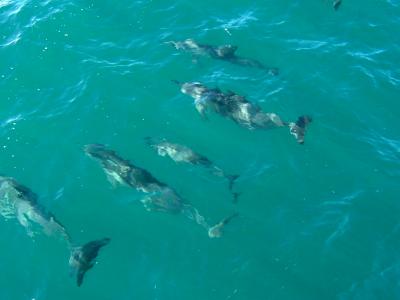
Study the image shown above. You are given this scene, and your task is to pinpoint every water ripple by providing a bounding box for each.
[362,130,400,166]
[303,190,363,247]
[0,0,28,22]
[347,48,386,62]
[379,69,400,87]
[213,9,258,30]
[0,114,23,128]
[0,31,21,47]
[0,0,11,9]
[286,38,329,51]
[200,8,259,34]
[25,6,63,28]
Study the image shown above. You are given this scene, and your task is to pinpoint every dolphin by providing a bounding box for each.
[166,39,278,75]
[69,238,110,287]
[0,176,70,241]
[84,144,236,237]
[173,81,312,144]
[144,137,239,200]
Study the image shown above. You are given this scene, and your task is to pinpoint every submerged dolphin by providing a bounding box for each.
[144,137,239,201]
[69,238,110,287]
[174,81,312,144]
[84,144,237,237]
[0,176,70,240]
[166,39,278,75]
[0,176,110,287]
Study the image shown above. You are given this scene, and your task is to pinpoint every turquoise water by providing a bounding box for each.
[1,0,400,299]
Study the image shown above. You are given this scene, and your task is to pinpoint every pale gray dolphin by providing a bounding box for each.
[166,39,278,75]
[84,144,236,238]
[173,81,312,144]
[144,137,239,201]
[69,238,110,287]
[0,176,70,241]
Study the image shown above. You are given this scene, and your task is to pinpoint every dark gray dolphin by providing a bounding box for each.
[173,81,312,144]
[144,137,239,201]
[0,176,70,241]
[84,144,236,238]
[69,238,110,287]
[166,39,278,75]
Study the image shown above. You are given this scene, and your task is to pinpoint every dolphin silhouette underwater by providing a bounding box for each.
[144,137,240,202]
[166,39,279,75]
[84,144,238,238]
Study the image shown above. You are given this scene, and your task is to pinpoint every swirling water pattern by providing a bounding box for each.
[0,1,399,299]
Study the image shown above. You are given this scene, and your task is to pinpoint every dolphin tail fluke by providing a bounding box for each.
[289,115,312,144]
[333,0,342,10]
[77,269,87,287]
[208,213,239,238]
[69,238,110,287]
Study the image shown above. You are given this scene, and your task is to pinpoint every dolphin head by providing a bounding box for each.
[180,82,207,99]
[84,144,111,160]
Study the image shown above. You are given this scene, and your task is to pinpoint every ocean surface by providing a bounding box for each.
[1,1,399,299]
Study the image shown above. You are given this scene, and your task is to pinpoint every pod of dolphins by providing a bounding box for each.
[0,2,345,284]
